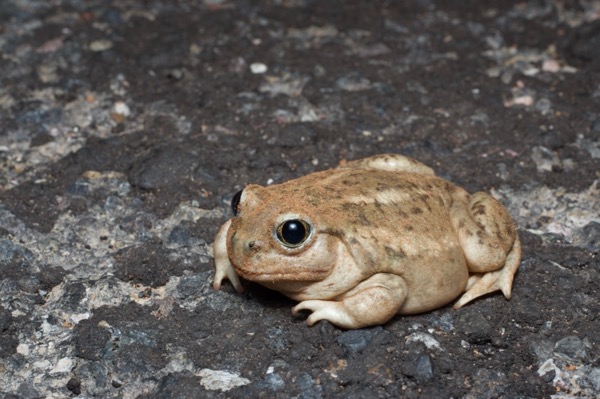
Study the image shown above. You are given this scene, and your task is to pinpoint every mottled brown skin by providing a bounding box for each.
[213,154,521,329]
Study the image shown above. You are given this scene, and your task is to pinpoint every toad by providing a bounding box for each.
[213,154,521,329]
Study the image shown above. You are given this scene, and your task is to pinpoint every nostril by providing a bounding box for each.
[246,240,262,250]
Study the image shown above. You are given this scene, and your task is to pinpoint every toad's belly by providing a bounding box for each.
[396,250,469,314]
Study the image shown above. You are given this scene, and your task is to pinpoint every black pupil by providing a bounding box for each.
[231,190,243,216]
[281,220,306,245]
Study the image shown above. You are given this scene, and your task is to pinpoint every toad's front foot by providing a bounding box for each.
[292,300,357,329]
[213,220,244,293]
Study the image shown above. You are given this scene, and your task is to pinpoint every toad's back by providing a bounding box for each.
[267,168,470,314]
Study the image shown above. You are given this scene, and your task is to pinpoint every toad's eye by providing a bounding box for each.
[276,219,311,248]
[231,189,243,216]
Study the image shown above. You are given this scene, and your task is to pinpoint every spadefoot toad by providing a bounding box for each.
[213,154,521,329]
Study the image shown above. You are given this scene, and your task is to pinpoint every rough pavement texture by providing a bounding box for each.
[1,0,599,398]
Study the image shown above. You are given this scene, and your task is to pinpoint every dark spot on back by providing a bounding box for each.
[411,207,423,215]
[355,213,370,226]
[385,245,406,261]
[396,209,409,218]
[504,223,514,237]
[473,204,486,215]
[417,194,433,212]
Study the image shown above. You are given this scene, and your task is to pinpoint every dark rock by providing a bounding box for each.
[16,275,42,294]
[529,340,554,364]
[554,336,588,360]
[573,222,600,251]
[589,369,600,391]
[66,377,82,395]
[150,373,204,398]
[67,179,90,197]
[175,274,205,300]
[296,373,322,399]
[0,240,33,279]
[168,225,191,246]
[337,327,382,354]
[0,307,12,333]
[267,326,287,351]
[30,131,54,147]
[75,320,111,361]
[37,265,67,291]
[402,352,434,381]
[0,305,17,357]
[60,282,87,311]
[17,383,40,399]
[261,372,285,391]
[541,368,555,382]
[568,20,600,61]
[457,311,494,345]
[541,130,567,150]
[77,361,110,393]
[430,312,455,332]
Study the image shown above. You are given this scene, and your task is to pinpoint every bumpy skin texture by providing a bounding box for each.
[213,154,521,329]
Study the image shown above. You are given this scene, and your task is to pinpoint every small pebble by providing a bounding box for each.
[250,63,268,74]
[89,40,113,52]
[110,101,131,123]
[542,59,561,73]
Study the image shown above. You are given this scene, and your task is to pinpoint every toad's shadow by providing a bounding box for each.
[242,281,296,310]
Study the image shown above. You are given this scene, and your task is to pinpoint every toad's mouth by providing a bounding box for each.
[233,265,331,283]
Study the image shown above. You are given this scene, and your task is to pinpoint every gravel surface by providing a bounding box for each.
[0,0,599,398]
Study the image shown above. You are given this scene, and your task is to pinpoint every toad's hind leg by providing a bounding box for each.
[454,236,521,309]
[450,191,522,309]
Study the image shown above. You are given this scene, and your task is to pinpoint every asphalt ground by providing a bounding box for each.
[0,1,599,398]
